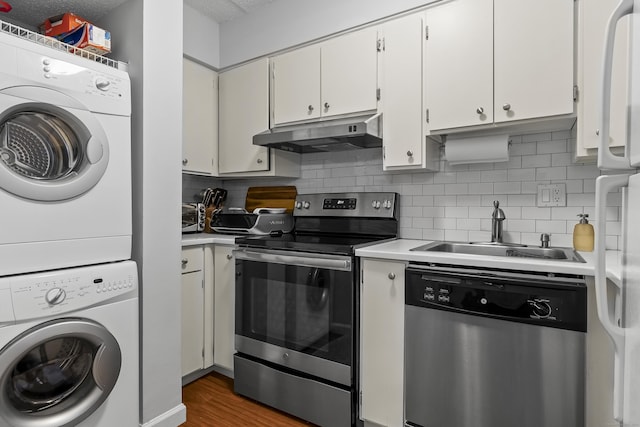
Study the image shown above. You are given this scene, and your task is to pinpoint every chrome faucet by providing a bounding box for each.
[491,200,506,243]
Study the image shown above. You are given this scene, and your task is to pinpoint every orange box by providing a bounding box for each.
[41,13,90,38]
[60,23,111,55]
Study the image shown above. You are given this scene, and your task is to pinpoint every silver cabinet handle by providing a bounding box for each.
[257,158,263,164]
[324,102,330,109]
[182,159,188,165]
[407,150,413,157]
[308,105,314,112]
[388,272,396,280]
[596,129,600,136]
[226,254,233,260]
[234,249,352,272]
[502,103,511,111]
[181,258,188,266]
[476,107,484,114]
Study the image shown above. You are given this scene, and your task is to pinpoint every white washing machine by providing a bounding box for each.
[0,30,132,276]
[0,260,138,427]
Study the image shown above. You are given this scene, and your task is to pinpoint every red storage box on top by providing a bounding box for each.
[41,13,88,38]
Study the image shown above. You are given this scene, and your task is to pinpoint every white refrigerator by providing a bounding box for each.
[595,0,640,425]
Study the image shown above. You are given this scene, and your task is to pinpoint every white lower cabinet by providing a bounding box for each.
[360,258,406,426]
[213,245,236,371]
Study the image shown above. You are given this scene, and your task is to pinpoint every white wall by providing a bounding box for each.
[100,1,185,426]
[219,0,437,67]
[184,4,220,68]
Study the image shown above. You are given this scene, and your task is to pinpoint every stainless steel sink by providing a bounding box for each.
[410,241,586,263]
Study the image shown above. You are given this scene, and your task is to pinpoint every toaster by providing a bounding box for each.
[182,203,205,233]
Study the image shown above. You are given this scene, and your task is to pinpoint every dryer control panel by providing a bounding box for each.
[0,261,138,323]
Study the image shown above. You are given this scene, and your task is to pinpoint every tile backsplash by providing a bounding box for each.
[185,130,625,250]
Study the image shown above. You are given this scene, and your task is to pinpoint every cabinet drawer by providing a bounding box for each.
[181,247,203,273]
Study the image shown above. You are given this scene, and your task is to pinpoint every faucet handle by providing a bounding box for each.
[492,200,506,220]
[540,233,550,248]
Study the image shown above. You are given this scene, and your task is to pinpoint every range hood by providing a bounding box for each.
[253,113,382,153]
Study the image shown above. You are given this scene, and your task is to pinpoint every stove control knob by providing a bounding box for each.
[303,201,310,209]
[372,200,381,209]
[46,288,67,305]
[383,200,392,209]
[295,201,302,209]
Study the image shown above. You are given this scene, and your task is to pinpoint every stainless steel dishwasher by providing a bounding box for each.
[404,263,587,427]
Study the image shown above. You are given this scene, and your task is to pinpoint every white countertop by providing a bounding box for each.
[356,239,623,283]
[181,233,239,247]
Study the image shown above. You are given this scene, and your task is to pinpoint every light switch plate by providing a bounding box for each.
[537,183,566,207]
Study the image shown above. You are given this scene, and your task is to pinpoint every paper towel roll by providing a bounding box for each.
[445,134,510,165]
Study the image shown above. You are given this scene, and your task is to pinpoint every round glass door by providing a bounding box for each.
[0,87,110,202]
[0,319,122,427]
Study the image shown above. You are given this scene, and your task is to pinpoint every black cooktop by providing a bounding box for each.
[235,233,391,256]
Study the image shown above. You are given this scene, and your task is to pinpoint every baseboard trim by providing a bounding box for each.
[140,404,186,427]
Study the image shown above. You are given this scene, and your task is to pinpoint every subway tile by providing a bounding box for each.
[552,152,573,167]
[507,168,536,181]
[456,171,482,183]
[481,170,508,182]
[391,174,414,184]
[510,142,537,156]
[522,207,551,220]
[423,207,446,218]
[502,231,521,243]
[537,140,567,154]
[356,175,374,186]
[445,183,470,195]
[401,206,423,217]
[423,184,445,195]
[507,156,523,169]
[445,207,470,218]
[536,167,567,181]
[445,229,469,242]
[502,206,522,219]
[535,220,567,234]
[522,154,551,168]
[507,194,537,206]
[523,132,552,143]
[434,217,457,229]
[413,217,434,229]
[423,229,445,240]
[434,172,457,184]
[401,184,424,195]
[457,195,482,206]
[434,195,458,207]
[469,230,491,242]
[469,183,494,194]
[457,218,481,230]
[521,181,541,194]
[494,182,522,194]
[567,193,595,207]
[565,180,584,194]
[413,196,435,207]
[412,173,435,184]
[567,164,601,179]
[505,219,536,232]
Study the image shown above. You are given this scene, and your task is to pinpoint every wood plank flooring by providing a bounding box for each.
[181,371,316,426]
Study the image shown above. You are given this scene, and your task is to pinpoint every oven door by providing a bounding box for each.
[234,248,354,386]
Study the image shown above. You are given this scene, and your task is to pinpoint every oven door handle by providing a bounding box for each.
[234,249,352,272]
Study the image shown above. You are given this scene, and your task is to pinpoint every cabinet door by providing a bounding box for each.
[219,58,270,173]
[272,45,321,125]
[577,0,629,154]
[360,259,405,426]
[321,27,378,118]
[182,58,217,175]
[214,245,235,371]
[425,0,493,131]
[181,270,204,377]
[381,13,425,169]
[494,0,574,123]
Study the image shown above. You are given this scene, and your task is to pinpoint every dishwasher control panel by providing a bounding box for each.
[406,265,587,332]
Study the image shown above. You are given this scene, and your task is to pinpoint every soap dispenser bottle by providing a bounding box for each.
[573,213,594,252]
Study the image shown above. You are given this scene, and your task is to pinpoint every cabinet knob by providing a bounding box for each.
[406,150,413,157]
[181,258,188,266]
[324,102,330,109]
[476,107,484,114]
[502,103,511,111]
[308,105,314,112]
[596,129,600,136]
[257,158,263,164]
[182,158,188,165]
[226,254,233,260]
[388,272,396,280]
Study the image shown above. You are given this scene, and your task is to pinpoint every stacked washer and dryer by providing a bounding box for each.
[0,25,138,427]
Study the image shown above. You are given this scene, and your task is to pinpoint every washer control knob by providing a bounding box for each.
[303,201,310,209]
[95,78,111,91]
[42,58,51,66]
[46,288,67,305]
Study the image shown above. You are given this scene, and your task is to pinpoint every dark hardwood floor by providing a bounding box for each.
[181,371,316,426]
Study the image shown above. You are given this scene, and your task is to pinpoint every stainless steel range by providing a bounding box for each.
[233,192,399,427]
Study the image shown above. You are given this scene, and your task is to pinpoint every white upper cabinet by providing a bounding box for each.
[493,0,574,124]
[425,0,493,131]
[182,58,218,175]
[321,27,379,118]
[576,0,629,159]
[219,58,300,177]
[381,12,439,171]
[219,58,270,174]
[425,0,574,133]
[271,27,378,126]
[272,45,321,125]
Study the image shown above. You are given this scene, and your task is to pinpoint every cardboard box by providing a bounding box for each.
[41,13,88,38]
[59,23,111,55]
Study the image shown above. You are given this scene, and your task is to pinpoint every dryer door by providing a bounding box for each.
[0,86,109,201]
[0,318,121,427]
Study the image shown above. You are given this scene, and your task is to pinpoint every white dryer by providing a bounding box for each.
[0,260,138,427]
[0,31,132,276]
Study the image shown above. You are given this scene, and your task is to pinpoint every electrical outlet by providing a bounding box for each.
[537,183,566,207]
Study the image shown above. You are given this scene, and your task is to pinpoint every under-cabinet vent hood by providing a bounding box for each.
[253,113,382,153]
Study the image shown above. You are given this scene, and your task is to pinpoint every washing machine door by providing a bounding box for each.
[0,318,122,427]
[0,86,110,202]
